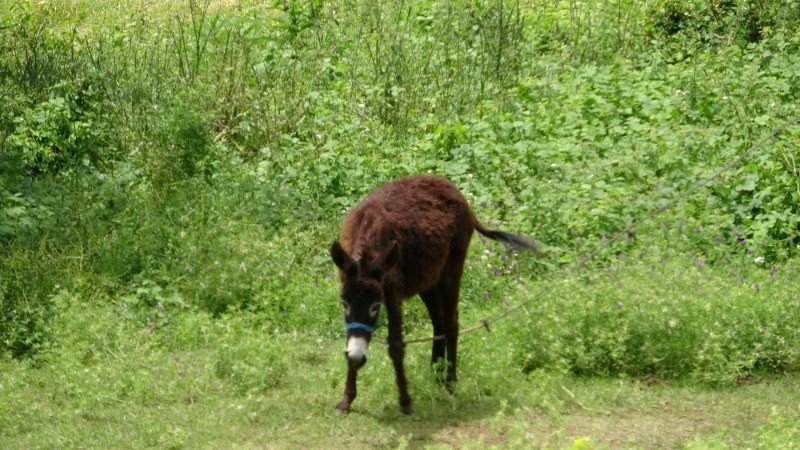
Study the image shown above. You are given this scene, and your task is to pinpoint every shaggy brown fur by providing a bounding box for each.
[331,175,542,414]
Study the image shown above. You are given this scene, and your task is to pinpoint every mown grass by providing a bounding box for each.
[2,0,800,447]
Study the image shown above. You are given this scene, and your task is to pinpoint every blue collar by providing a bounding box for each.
[345,322,375,333]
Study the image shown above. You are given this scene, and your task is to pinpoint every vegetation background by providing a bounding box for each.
[1,0,799,447]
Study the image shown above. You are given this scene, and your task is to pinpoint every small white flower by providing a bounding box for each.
[754,256,765,264]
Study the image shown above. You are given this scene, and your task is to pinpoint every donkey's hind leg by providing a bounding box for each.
[438,253,467,390]
[441,284,460,389]
[420,289,446,380]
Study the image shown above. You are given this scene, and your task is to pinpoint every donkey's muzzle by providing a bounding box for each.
[345,335,370,369]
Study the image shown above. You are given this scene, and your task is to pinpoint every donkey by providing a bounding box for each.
[330,175,543,414]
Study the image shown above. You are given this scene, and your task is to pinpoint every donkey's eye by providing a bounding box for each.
[369,302,382,317]
[341,300,351,316]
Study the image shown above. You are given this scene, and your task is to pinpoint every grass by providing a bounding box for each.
[2,250,799,448]
[1,322,798,448]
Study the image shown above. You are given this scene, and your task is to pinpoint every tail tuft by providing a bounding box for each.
[476,222,545,256]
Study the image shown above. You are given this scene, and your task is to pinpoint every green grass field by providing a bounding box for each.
[2,256,800,448]
[2,0,800,447]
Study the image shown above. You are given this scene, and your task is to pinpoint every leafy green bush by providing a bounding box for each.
[0,250,61,358]
[0,2,84,91]
[1,0,799,370]
[4,81,117,178]
[647,0,800,44]
[0,184,55,242]
[511,247,800,384]
[139,91,219,190]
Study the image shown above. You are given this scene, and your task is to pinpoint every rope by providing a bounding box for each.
[373,115,800,347]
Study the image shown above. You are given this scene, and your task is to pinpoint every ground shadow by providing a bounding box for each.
[358,368,512,448]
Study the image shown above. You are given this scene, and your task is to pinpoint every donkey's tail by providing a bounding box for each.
[476,222,546,256]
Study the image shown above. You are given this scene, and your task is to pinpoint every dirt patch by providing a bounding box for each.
[557,409,719,448]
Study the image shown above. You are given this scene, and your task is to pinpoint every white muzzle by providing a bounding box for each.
[345,336,369,364]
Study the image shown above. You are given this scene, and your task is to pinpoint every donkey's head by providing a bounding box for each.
[330,240,399,368]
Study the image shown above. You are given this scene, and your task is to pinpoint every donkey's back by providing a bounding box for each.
[339,175,476,299]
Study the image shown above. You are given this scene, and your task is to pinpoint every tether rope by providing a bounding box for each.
[373,115,800,347]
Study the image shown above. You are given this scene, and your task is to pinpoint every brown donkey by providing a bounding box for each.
[330,175,542,414]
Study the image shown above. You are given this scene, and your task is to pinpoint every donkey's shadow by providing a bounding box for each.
[361,366,509,447]
[378,400,503,446]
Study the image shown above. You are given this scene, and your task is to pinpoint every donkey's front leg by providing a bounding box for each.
[386,301,412,414]
[335,363,359,413]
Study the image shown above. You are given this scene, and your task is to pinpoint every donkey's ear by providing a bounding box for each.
[380,241,400,272]
[330,241,356,277]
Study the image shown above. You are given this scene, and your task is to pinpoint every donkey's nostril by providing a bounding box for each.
[346,353,367,369]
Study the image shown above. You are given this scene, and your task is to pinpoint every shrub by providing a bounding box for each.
[511,247,800,384]
[0,250,60,357]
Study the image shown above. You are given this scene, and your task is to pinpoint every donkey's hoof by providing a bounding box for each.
[444,373,458,392]
[400,404,413,415]
[335,402,350,414]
